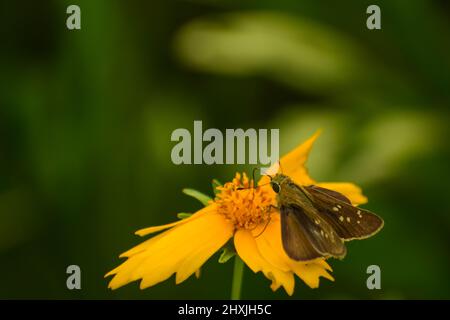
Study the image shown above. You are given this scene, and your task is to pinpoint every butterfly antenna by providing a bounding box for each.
[237,168,273,192]
[278,160,284,173]
[237,167,260,191]
[252,167,259,184]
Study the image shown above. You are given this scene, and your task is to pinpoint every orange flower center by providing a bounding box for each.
[215,172,276,230]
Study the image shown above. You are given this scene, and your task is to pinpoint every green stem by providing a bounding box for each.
[231,255,244,300]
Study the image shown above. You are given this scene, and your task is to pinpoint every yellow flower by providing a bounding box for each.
[105,131,367,295]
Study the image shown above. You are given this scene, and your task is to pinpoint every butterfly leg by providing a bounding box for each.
[250,204,279,238]
[253,216,272,238]
[264,204,279,212]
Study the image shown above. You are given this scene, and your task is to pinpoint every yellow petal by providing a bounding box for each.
[119,230,169,258]
[175,231,230,284]
[316,182,368,205]
[138,211,233,288]
[253,215,291,272]
[315,258,333,272]
[291,262,334,288]
[262,130,320,186]
[234,229,265,273]
[135,204,214,236]
[106,254,148,288]
[106,210,233,290]
[234,229,295,295]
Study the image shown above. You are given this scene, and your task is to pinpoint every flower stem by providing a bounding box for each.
[231,255,244,300]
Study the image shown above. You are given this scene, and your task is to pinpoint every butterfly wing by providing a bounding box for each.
[306,185,384,241]
[280,204,347,261]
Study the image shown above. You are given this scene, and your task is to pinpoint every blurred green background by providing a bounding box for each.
[1,0,449,299]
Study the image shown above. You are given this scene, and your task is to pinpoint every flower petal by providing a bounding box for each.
[119,230,169,258]
[106,209,233,290]
[233,229,265,274]
[316,182,367,205]
[135,204,214,237]
[253,216,291,272]
[280,130,321,185]
[234,229,295,295]
[175,230,232,284]
[262,130,320,185]
[291,261,334,288]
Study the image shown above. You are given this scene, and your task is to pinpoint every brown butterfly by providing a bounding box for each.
[268,173,384,261]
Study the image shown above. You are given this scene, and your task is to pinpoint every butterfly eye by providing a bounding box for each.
[271,182,281,193]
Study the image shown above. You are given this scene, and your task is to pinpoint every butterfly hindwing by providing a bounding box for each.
[280,204,346,261]
[305,185,384,240]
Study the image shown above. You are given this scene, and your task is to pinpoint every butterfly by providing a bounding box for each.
[268,173,384,261]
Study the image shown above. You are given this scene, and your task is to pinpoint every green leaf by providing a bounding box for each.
[177,213,192,220]
[182,188,212,206]
[218,247,236,264]
[212,179,222,195]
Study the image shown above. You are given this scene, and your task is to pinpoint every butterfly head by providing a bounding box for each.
[268,173,290,194]
[270,181,281,193]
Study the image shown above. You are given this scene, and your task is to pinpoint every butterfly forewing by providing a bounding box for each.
[280,204,347,261]
[305,185,384,240]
